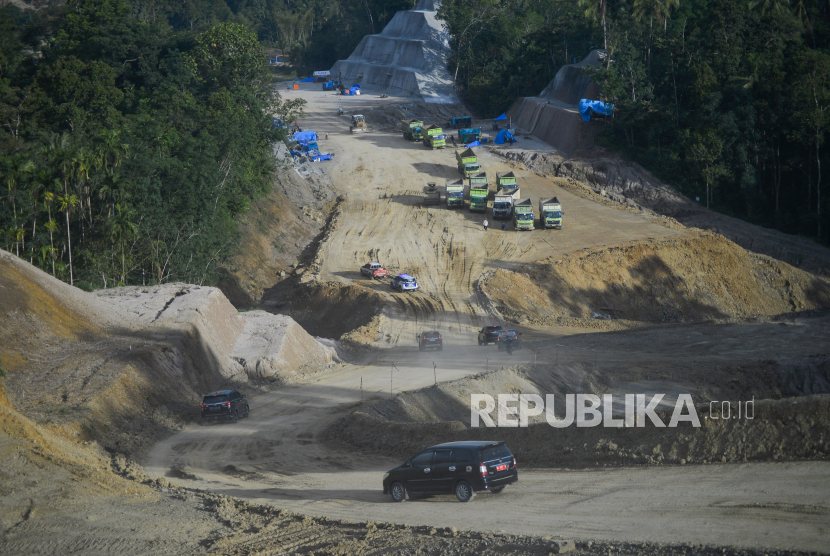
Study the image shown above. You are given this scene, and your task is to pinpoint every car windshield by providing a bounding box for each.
[517,214,533,220]
[494,202,511,209]
[448,192,464,198]
[203,394,228,404]
[480,444,512,461]
[545,211,562,218]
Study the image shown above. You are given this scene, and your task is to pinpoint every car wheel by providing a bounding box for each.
[438,345,443,351]
[244,404,250,418]
[233,410,239,423]
[478,338,483,346]
[419,345,424,351]
[390,482,407,502]
[199,418,207,426]
[491,486,505,494]
[455,481,474,503]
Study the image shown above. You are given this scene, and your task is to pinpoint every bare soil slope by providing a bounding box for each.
[481,232,830,326]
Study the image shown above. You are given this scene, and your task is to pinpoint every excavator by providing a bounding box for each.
[350,115,374,134]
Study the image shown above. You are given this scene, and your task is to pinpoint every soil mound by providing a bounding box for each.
[481,232,830,326]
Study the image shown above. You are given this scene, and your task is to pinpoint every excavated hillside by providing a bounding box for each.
[0,250,335,458]
[480,232,830,327]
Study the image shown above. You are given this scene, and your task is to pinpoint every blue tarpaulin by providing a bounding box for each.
[579,99,614,121]
[293,131,317,144]
[494,130,515,144]
[493,113,507,121]
[300,77,313,82]
[466,141,482,147]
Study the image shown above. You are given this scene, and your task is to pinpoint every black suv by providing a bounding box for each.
[477,325,503,345]
[382,441,518,503]
[200,390,249,423]
[496,329,523,351]
[418,330,443,351]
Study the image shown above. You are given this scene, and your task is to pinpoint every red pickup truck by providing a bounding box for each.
[360,262,388,279]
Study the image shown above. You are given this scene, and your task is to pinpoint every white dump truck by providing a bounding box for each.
[493,188,519,219]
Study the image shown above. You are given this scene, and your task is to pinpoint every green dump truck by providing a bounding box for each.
[445,180,465,208]
[423,125,446,149]
[496,171,518,191]
[513,198,535,231]
[458,128,481,143]
[493,188,519,219]
[539,197,563,229]
[402,119,423,141]
[469,185,489,212]
[455,148,480,178]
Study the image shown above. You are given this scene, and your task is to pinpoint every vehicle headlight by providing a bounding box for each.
[383,473,390,481]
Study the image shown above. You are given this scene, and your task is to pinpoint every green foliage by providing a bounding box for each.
[0,0,281,287]
[441,0,830,244]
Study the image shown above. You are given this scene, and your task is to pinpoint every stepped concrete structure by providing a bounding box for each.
[330,0,459,103]
[507,50,606,155]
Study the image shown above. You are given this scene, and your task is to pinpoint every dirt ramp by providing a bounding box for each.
[96,284,246,380]
[481,233,830,325]
[231,311,335,381]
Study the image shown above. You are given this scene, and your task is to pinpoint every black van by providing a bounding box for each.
[382,441,518,502]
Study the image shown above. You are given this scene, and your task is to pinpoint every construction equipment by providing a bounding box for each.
[496,171,518,192]
[455,148,479,178]
[350,114,373,133]
[422,125,446,149]
[423,182,441,206]
[513,198,535,230]
[402,119,424,141]
[539,197,563,229]
[469,184,488,212]
[458,128,481,143]
[450,116,472,128]
[493,188,519,219]
[445,180,465,208]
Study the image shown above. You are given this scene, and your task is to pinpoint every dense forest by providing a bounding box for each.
[438,0,830,245]
[0,0,310,289]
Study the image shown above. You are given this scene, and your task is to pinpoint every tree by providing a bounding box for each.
[690,129,729,209]
[57,193,79,285]
[578,0,608,49]
[791,49,830,237]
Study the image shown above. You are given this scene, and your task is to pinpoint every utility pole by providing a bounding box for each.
[433,362,437,385]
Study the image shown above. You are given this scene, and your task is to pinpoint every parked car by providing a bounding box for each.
[391,273,418,292]
[200,390,249,423]
[477,325,503,345]
[418,330,443,351]
[382,441,518,503]
[360,262,388,279]
[496,329,523,351]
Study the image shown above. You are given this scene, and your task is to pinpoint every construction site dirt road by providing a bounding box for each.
[144,88,830,553]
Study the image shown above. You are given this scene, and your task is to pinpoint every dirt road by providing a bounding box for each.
[145,87,830,553]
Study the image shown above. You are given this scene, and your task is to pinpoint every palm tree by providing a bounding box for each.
[110,203,138,284]
[3,155,36,245]
[578,0,608,50]
[57,193,79,285]
[748,0,791,15]
[633,0,680,71]
[44,218,59,276]
[98,129,129,176]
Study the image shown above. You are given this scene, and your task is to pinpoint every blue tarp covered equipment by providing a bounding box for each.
[466,141,482,147]
[494,130,515,144]
[493,113,507,121]
[300,77,313,82]
[293,131,317,144]
[312,153,333,162]
[579,99,614,121]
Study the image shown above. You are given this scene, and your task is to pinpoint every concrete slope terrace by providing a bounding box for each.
[330,0,459,103]
[507,49,606,155]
